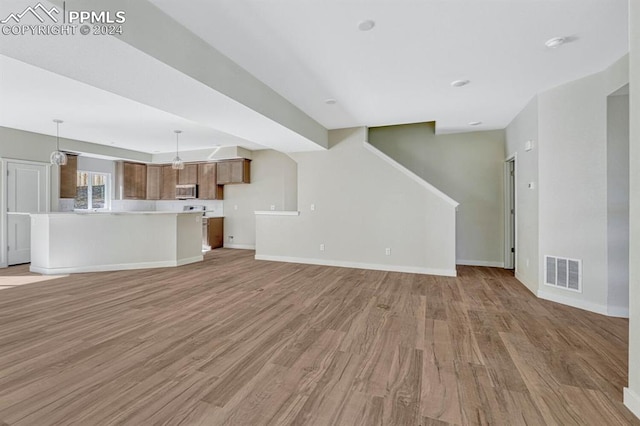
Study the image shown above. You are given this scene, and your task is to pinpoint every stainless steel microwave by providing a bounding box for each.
[176,184,197,199]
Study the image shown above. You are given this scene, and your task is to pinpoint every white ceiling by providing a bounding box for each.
[0,0,630,156]
[0,55,265,153]
[151,0,629,133]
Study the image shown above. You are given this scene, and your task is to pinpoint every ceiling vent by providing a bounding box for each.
[544,255,582,292]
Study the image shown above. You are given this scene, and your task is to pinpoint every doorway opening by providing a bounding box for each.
[504,157,516,270]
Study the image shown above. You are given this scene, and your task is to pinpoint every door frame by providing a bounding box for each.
[504,154,517,270]
[0,158,51,268]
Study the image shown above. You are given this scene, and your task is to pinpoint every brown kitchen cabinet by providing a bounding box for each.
[146,165,162,200]
[178,163,198,185]
[59,153,78,199]
[197,163,224,200]
[207,217,224,249]
[123,162,147,199]
[216,159,251,184]
[161,165,177,200]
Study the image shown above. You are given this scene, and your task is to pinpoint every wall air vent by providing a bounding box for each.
[544,255,582,292]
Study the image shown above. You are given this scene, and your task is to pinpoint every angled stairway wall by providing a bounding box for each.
[368,122,506,267]
[255,127,459,276]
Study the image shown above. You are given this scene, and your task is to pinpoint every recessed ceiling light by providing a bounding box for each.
[153,150,160,153]
[358,20,375,31]
[545,37,566,48]
[451,79,470,88]
[469,121,482,126]
[325,98,337,105]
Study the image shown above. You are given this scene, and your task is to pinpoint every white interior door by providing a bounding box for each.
[7,161,49,265]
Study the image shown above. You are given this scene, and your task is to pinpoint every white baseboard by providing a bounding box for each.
[176,256,205,266]
[537,289,608,316]
[254,254,457,277]
[607,305,630,318]
[30,255,203,275]
[456,259,505,268]
[624,388,640,420]
[224,244,256,250]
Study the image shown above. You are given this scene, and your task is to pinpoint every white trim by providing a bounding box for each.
[30,255,203,275]
[456,259,505,268]
[224,243,256,250]
[624,388,640,420]
[254,254,457,277]
[254,211,300,216]
[503,155,517,269]
[362,141,459,207]
[537,288,612,316]
[607,305,630,318]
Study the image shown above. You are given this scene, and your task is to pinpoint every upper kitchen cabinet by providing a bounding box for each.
[146,165,162,200]
[123,162,147,199]
[217,159,251,185]
[59,153,78,199]
[161,165,177,200]
[178,163,198,185]
[197,162,223,200]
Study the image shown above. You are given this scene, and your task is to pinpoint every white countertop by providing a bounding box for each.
[31,211,205,216]
[254,211,300,216]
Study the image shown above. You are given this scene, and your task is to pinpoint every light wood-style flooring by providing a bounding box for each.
[0,249,637,425]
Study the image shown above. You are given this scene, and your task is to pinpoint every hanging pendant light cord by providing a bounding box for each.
[56,121,60,150]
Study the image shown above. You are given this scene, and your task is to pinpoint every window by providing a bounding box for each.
[75,171,111,210]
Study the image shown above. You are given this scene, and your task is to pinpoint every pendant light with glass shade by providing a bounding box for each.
[50,119,68,166]
[172,130,184,170]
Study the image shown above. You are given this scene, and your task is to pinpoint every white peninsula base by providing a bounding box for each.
[30,211,203,275]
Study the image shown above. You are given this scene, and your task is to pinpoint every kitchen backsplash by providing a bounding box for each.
[155,200,223,215]
[58,199,75,212]
[111,200,157,211]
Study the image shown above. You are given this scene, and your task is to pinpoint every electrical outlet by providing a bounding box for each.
[229,236,234,242]
[310,204,315,211]
[270,205,275,211]
[385,248,391,256]
[320,243,325,251]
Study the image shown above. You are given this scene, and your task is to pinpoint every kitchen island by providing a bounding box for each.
[30,211,203,275]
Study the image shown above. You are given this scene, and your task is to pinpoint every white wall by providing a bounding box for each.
[606,92,630,314]
[625,0,640,418]
[255,127,458,276]
[222,149,298,249]
[505,97,539,293]
[0,126,150,210]
[537,55,628,315]
[369,123,505,267]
